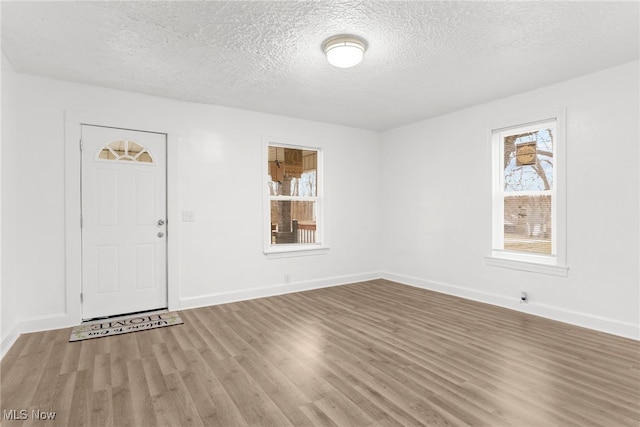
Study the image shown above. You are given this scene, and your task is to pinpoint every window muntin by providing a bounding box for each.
[267,145,321,248]
[494,120,557,257]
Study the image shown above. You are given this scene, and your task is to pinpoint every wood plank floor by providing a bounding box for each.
[1,279,639,426]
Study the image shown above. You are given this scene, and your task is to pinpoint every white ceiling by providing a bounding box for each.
[2,1,638,131]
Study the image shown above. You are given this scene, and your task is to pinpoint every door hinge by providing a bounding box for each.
[80,214,83,228]
[79,139,83,151]
[80,293,83,303]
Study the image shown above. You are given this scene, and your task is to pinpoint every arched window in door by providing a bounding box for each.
[96,140,154,163]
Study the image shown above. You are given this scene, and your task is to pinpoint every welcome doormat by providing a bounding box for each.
[70,311,183,342]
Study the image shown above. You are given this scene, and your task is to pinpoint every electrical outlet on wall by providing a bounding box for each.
[182,211,195,222]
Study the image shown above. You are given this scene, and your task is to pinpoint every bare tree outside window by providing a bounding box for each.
[502,127,554,255]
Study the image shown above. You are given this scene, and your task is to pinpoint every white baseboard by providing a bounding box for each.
[1,323,21,360]
[1,313,78,360]
[381,271,640,341]
[4,270,636,361]
[179,272,382,311]
[18,312,75,334]
[2,274,381,360]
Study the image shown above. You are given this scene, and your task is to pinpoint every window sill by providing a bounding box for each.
[485,254,568,277]
[264,245,330,259]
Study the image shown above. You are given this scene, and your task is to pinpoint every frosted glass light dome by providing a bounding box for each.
[323,35,367,68]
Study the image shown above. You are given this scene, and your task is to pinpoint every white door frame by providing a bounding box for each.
[64,110,180,325]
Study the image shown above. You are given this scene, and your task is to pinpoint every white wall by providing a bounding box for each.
[1,52,20,354]
[381,61,640,339]
[1,72,382,346]
[2,59,638,360]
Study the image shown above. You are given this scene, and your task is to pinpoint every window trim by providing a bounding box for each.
[485,108,568,276]
[262,138,328,258]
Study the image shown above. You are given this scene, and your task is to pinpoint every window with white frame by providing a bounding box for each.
[264,143,324,255]
[487,112,568,276]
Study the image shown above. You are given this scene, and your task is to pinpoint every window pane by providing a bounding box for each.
[268,147,317,196]
[270,200,317,244]
[504,128,553,192]
[504,195,552,255]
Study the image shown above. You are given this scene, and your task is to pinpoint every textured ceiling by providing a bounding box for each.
[2,1,638,131]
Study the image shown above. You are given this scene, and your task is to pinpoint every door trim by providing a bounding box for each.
[65,110,180,326]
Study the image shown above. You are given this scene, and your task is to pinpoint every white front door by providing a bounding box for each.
[81,125,167,320]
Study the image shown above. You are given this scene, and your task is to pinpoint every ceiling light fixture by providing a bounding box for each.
[322,35,367,68]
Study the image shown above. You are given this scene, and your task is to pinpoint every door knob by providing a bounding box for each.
[157,219,165,226]
[157,232,164,238]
